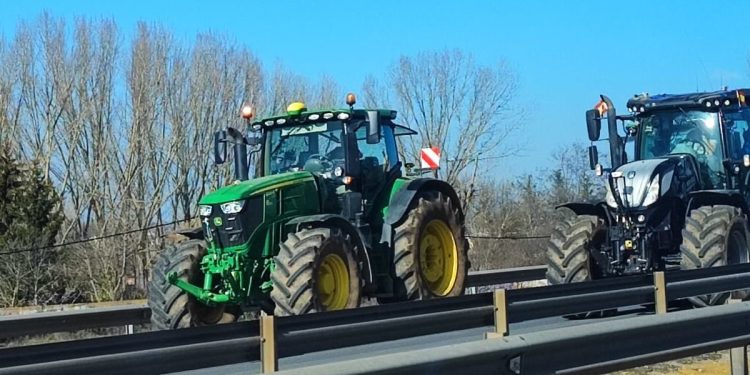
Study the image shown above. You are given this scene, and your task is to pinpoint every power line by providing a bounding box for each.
[0,219,549,257]
[0,218,194,256]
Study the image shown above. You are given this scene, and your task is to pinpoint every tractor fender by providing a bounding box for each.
[380,178,464,246]
[286,214,374,287]
[555,202,611,221]
[686,190,749,216]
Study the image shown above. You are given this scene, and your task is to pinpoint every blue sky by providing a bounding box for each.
[3,1,750,178]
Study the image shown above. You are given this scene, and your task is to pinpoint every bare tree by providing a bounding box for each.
[311,74,341,109]
[362,49,521,209]
[262,63,311,117]
[0,13,352,306]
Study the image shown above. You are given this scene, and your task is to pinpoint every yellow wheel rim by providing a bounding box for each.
[419,219,458,296]
[316,253,350,310]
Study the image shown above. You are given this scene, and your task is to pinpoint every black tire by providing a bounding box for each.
[148,239,237,329]
[680,205,749,307]
[547,214,612,318]
[547,215,601,284]
[388,191,469,302]
[270,227,361,316]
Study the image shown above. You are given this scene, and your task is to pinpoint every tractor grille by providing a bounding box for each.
[206,196,264,248]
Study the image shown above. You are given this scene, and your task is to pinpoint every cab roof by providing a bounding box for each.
[252,108,396,127]
[626,88,749,113]
[251,107,417,136]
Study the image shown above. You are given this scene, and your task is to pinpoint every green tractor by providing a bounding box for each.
[148,94,469,328]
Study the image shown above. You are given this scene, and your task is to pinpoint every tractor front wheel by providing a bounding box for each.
[271,227,361,316]
[389,191,469,301]
[680,205,749,307]
[148,239,237,329]
[547,214,612,318]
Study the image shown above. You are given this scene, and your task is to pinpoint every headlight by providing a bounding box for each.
[199,205,213,217]
[220,200,245,214]
[641,175,660,207]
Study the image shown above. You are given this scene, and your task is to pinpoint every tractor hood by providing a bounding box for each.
[605,154,701,210]
[199,171,315,205]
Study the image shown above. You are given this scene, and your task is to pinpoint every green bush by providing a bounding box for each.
[0,151,64,307]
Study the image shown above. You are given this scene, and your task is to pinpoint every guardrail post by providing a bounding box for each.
[730,342,748,375]
[485,289,508,339]
[125,324,133,335]
[653,271,667,315]
[729,299,748,375]
[260,315,277,373]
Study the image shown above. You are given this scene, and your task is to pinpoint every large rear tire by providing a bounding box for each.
[547,214,611,318]
[680,205,749,307]
[388,191,469,302]
[271,227,361,316]
[148,239,237,329]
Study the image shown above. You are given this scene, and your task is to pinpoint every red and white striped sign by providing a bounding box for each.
[420,146,440,170]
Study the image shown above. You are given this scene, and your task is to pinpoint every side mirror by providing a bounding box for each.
[366,110,380,144]
[588,145,599,170]
[585,109,601,141]
[214,130,227,165]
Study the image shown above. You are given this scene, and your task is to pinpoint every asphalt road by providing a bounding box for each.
[169,305,655,375]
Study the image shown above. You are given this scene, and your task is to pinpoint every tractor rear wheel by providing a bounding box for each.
[148,239,237,329]
[680,205,749,307]
[547,214,612,318]
[389,191,469,301]
[271,227,361,316]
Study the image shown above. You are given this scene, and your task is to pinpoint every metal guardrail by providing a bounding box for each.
[273,300,750,375]
[0,305,150,339]
[3,264,750,374]
[464,265,546,287]
[0,265,546,339]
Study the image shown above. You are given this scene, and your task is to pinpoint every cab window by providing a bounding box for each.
[354,122,398,171]
[725,108,750,160]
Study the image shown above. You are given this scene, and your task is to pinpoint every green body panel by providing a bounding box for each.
[382,177,411,217]
[199,171,314,204]
[360,176,413,281]
[174,171,322,306]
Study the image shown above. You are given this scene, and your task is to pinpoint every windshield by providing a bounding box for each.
[267,121,346,177]
[639,109,723,188]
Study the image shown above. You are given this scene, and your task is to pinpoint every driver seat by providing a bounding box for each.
[295,151,312,169]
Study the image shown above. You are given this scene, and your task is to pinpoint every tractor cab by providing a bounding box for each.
[214,94,416,224]
[627,91,750,191]
[250,96,416,223]
[587,90,750,192]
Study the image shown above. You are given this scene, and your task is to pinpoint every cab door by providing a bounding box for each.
[353,122,400,223]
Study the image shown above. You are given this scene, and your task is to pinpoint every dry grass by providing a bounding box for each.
[611,351,735,374]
